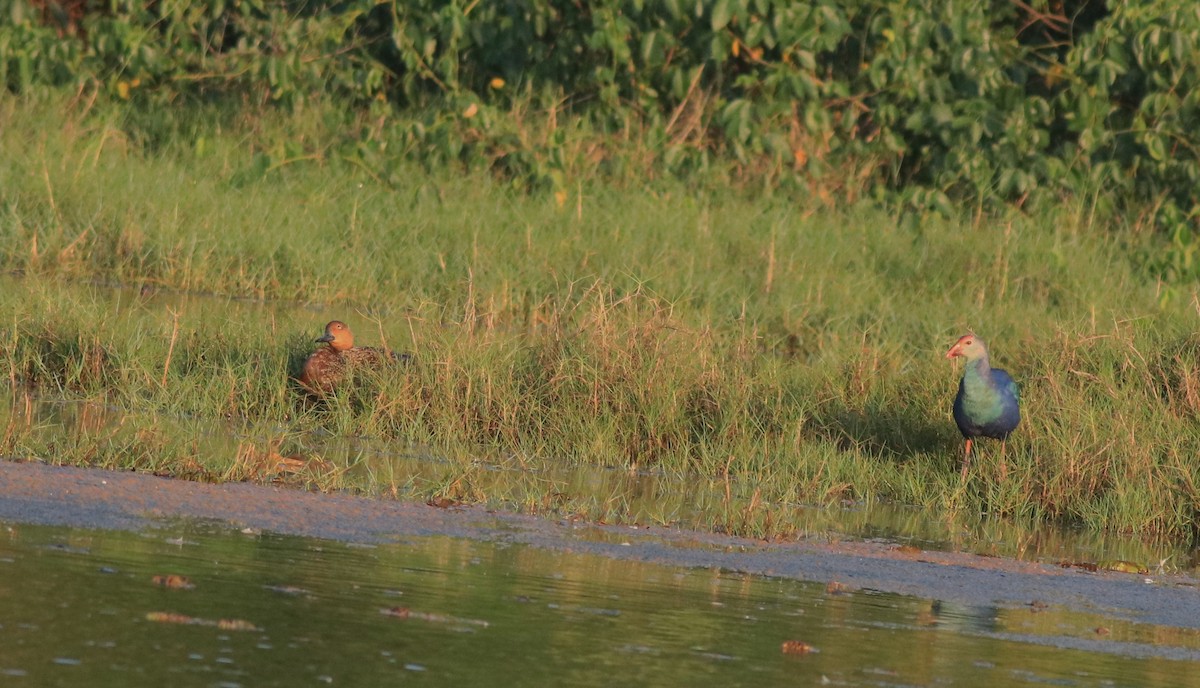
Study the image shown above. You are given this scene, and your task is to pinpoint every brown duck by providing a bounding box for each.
[297,320,404,395]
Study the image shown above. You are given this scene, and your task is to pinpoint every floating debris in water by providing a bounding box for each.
[824,580,851,595]
[145,611,260,631]
[380,607,489,627]
[152,574,195,589]
[781,640,816,655]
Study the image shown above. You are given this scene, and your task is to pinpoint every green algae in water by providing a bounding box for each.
[1,520,1199,687]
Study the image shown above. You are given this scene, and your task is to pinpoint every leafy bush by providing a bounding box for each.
[4,0,1200,274]
[1058,3,1200,279]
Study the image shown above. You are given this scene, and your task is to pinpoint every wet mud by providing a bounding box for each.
[2,459,1198,632]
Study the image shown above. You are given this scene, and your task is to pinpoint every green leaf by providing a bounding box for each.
[930,104,953,125]
[711,0,733,31]
[1145,134,1166,161]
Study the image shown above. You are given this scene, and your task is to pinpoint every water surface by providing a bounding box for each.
[2,519,1198,687]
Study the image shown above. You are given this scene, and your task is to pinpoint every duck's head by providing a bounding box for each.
[316,320,354,351]
[945,333,988,362]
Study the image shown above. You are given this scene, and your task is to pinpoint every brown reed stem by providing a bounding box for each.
[161,308,180,388]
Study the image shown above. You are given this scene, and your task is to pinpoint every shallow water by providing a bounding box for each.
[2,519,1199,687]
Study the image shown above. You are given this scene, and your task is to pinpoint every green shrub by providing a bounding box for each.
[3,0,1199,277]
[1059,3,1200,279]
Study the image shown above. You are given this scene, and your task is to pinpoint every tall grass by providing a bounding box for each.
[1,96,1199,541]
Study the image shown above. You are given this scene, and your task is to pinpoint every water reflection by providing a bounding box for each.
[1,520,1199,687]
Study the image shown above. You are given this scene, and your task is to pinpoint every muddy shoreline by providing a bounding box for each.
[2,459,1198,632]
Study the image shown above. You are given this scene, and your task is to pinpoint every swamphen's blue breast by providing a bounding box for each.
[952,365,1020,440]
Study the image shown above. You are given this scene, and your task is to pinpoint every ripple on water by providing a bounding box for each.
[0,516,1197,686]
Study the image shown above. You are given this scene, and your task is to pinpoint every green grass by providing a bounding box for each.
[2,95,1200,543]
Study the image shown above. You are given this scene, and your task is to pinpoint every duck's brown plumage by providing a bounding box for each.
[297,320,399,395]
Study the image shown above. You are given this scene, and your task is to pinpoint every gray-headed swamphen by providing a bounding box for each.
[946,333,1020,479]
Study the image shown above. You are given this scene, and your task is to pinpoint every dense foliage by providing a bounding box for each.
[3,0,1200,274]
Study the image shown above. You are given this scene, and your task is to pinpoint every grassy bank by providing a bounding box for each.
[2,97,1200,541]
